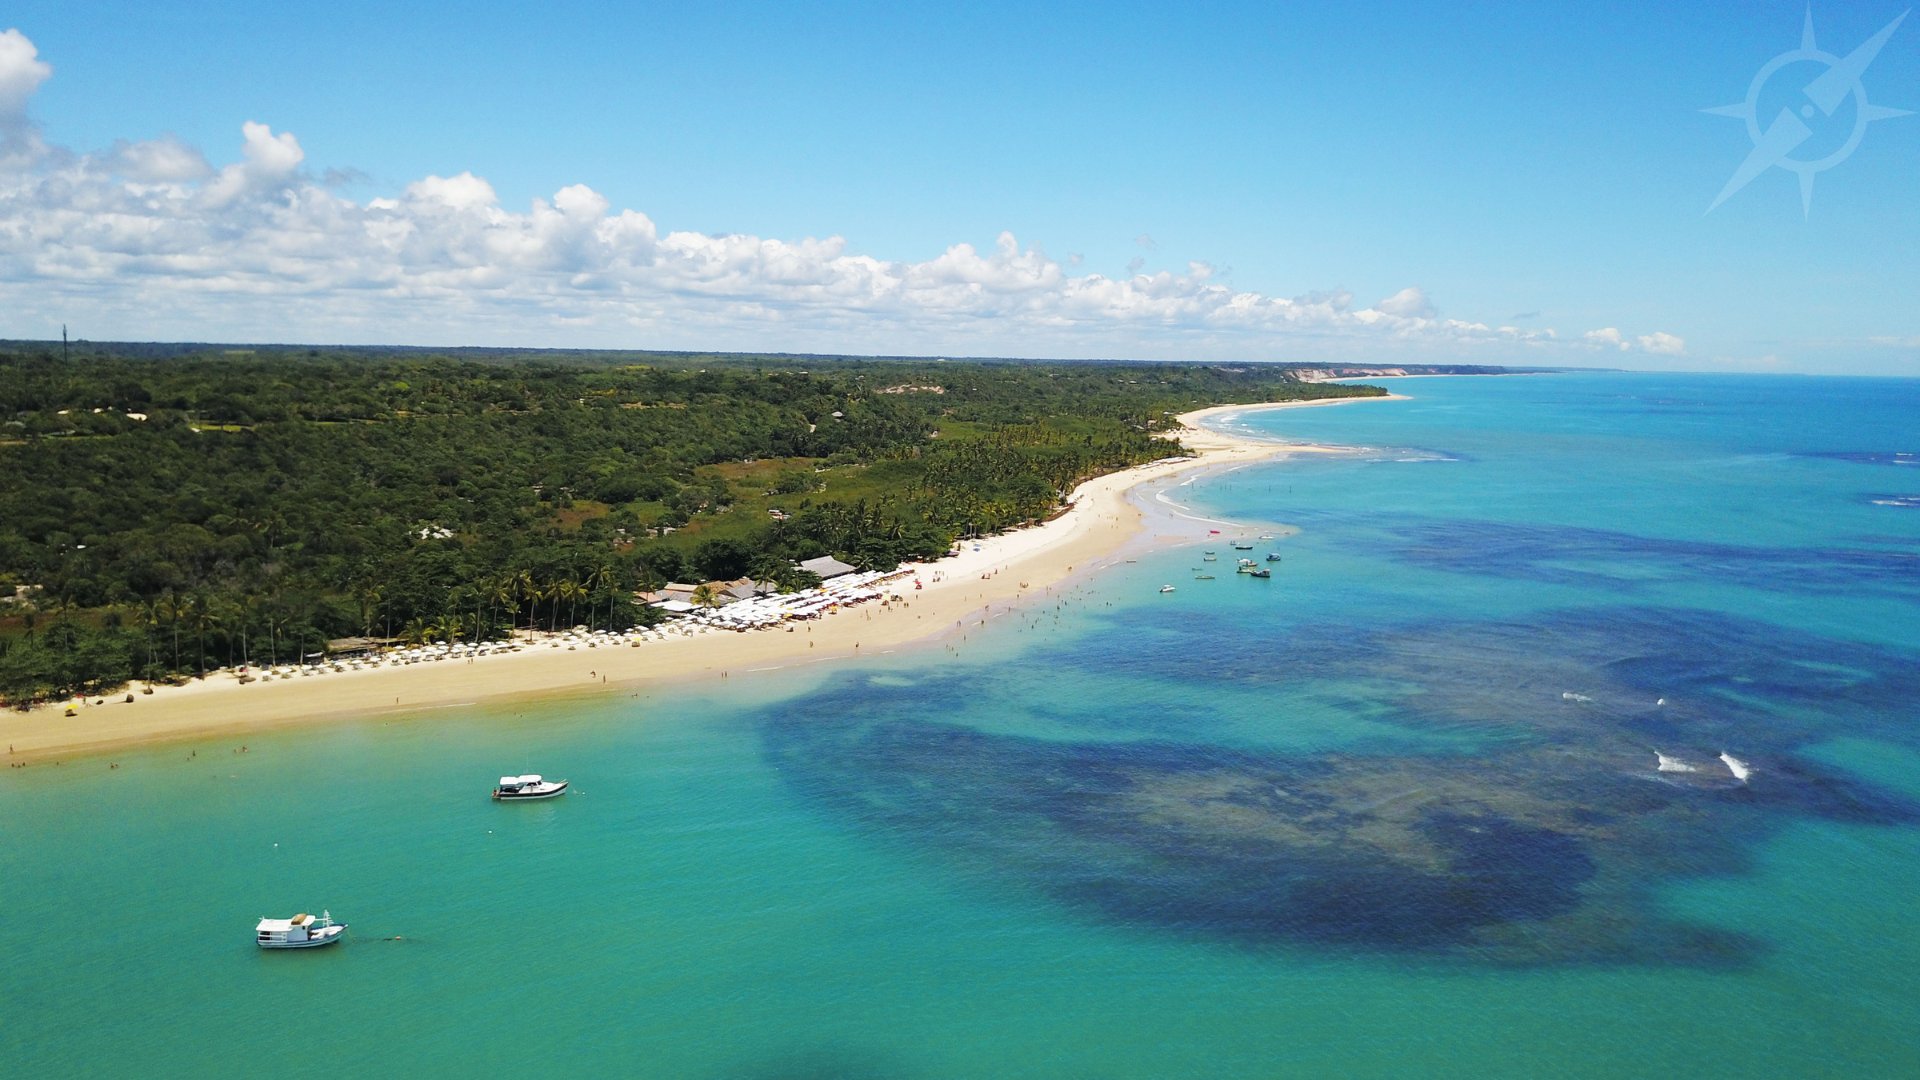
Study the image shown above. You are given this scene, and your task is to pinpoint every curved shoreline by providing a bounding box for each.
[0,395,1399,762]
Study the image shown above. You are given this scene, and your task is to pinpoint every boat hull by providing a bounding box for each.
[493,781,568,800]
[258,926,346,949]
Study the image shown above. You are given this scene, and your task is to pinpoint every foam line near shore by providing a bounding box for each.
[0,395,1399,761]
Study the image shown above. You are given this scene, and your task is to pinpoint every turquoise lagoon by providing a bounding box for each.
[6,373,1919,1077]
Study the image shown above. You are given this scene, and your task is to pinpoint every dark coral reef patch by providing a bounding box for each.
[762,607,1920,965]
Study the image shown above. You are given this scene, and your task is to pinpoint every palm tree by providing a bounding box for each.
[38,588,74,634]
[435,613,465,644]
[486,574,516,643]
[400,617,433,646]
[551,579,580,630]
[236,597,258,667]
[748,553,788,590]
[187,593,220,677]
[585,564,615,631]
[213,596,247,669]
[158,592,184,672]
[466,583,487,645]
[540,579,566,633]
[511,569,537,640]
[356,583,382,643]
[136,598,162,675]
[262,604,287,667]
[250,511,287,558]
[689,583,724,609]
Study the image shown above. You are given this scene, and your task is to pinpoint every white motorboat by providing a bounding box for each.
[256,911,345,948]
[493,774,568,800]
[1159,585,1176,593]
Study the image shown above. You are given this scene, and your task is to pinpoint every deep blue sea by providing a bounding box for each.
[5,372,1919,1078]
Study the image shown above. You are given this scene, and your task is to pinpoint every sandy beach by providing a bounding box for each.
[1,396,1396,761]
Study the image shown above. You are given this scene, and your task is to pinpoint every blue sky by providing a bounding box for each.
[2,1,1917,372]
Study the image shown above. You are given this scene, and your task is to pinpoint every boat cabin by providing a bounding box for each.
[256,912,328,945]
[498,774,544,792]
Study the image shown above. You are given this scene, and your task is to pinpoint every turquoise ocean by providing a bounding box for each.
[6,372,1919,1078]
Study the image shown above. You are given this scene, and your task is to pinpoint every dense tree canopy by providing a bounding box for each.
[0,344,1391,703]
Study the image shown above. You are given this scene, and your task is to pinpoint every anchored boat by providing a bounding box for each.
[493,774,568,800]
[256,911,345,949]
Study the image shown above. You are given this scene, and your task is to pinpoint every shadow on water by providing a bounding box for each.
[759,606,1920,967]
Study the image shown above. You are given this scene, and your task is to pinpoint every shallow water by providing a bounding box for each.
[5,373,1918,1077]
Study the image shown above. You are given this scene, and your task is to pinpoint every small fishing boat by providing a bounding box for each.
[1258,534,1274,540]
[1203,555,1217,562]
[1266,553,1282,562]
[1232,542,1253,550]
[256,911,345,949]
[1159,585,1176,593]
[1194,574,1216,580]
[493,774,569,800]
[1247,568,1272,578]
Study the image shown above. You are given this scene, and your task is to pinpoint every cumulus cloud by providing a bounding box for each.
[1582,327,1686,355]
[1372,286,1435,320]
[199,120,304,205]
[0,28,53,167]
[1637,331,1685,355]
[0,31,1580,355]
[102,134,212,183]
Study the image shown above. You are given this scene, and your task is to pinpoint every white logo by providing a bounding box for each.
[1704,7,1911,216]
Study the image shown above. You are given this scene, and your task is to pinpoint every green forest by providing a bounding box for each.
[0,344,1393,704]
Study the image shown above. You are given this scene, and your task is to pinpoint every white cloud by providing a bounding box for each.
[0,28,53,167]
[0,29,50,120]
[199,120,305,206]
[103,134,213,183]
[1581,328,1685,355]
[1637,331,1685,355]
[1372,286,1435,320]
[0,31,1577,355]
[1584,327,1629,350]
